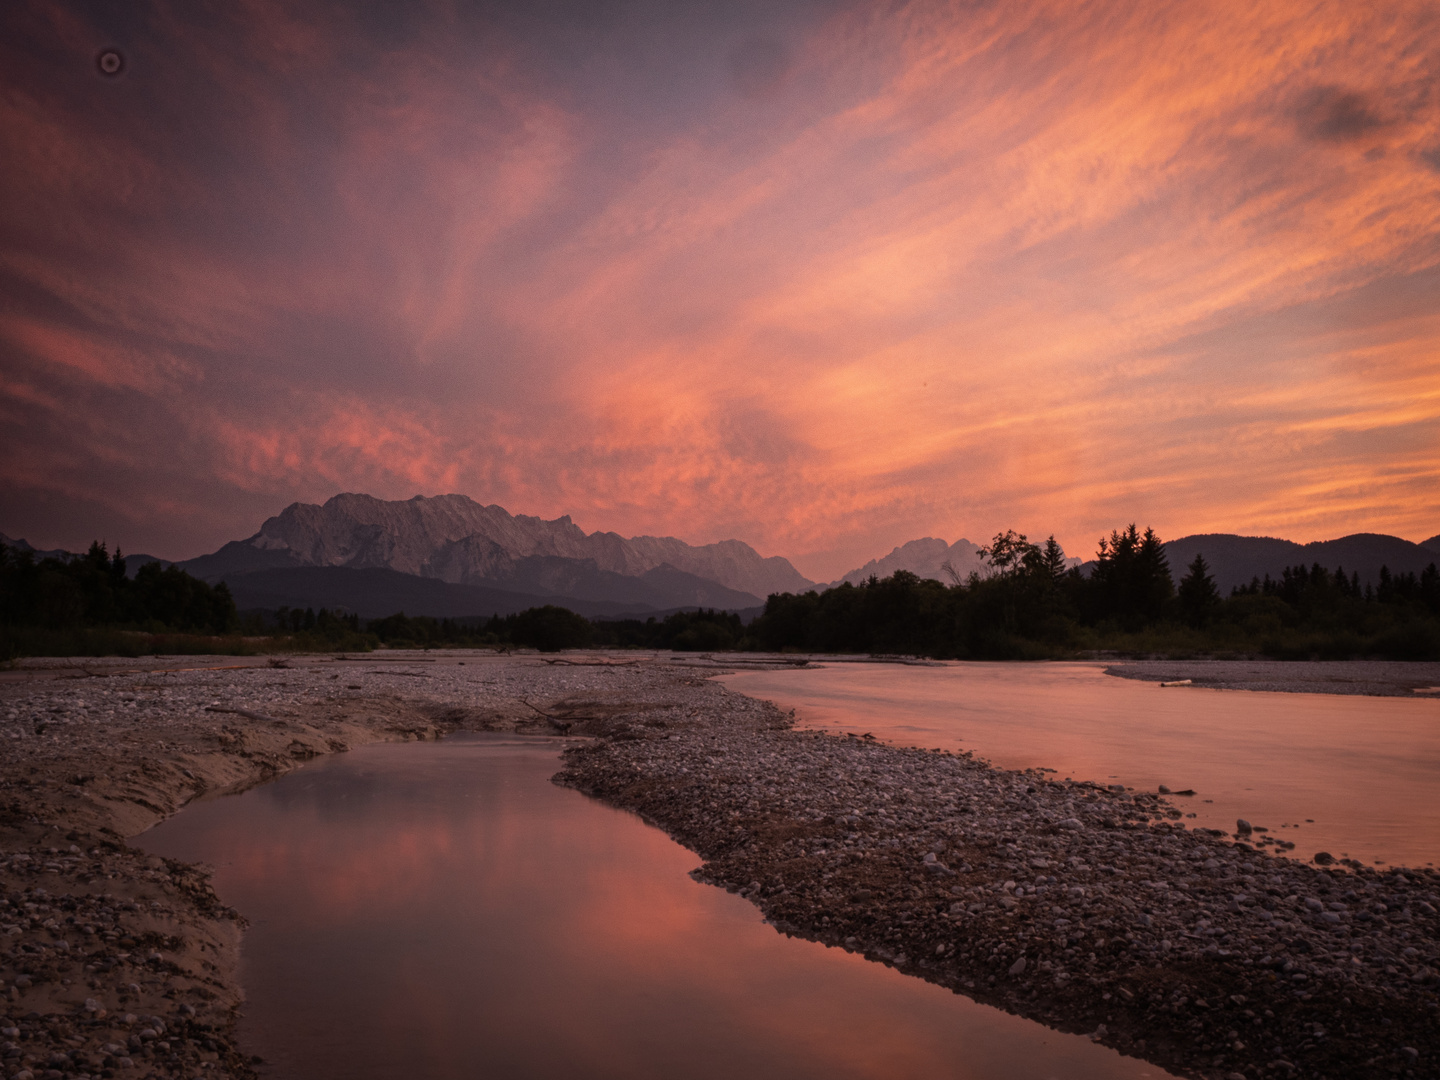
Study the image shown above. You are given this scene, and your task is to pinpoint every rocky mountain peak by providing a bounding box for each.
[240,493,813,598]
[831,537,985,588]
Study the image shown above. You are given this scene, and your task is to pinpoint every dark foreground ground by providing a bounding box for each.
[0,653,1436,1080]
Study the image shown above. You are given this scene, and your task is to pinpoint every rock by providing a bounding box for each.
[1009,956,1027,975]
[1057,818,1084,830]
[1313,851,1335,865]
[1157,785,1171,794]
[1236,819,1252,834]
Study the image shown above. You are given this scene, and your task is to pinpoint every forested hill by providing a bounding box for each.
[1162,532,1439,593]
[751,526,1440,661]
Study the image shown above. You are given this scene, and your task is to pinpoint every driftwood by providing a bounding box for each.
[541,658,640,667]
[205,705,284,724]
[519,698,573,732]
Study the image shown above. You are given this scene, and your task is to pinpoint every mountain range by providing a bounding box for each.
[826,537,986,587]
[176,494,813,618]
[5,503,1438,620]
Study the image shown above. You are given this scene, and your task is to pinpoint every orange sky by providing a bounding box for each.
[2,0,1437,578]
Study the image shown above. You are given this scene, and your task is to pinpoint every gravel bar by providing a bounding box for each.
[1105,660,1440,698]
[1,653,1437,1080]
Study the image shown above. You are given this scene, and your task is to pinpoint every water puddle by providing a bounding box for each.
[139,734,1171,1079]
[719,662,1440,870]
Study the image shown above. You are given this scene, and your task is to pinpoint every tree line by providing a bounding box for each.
[747,525,1440,660]
[0,539,751,657]
[6,531,1437,660]
[0,541,237,635]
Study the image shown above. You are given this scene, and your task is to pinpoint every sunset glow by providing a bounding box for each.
[2,0,1437,577]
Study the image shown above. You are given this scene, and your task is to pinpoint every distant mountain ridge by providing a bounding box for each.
[8,517,1437,619]
[0,532,171,575]
[829,537,986,588]
[0,533,74,562]
[177,493,812,615]
[831,530,1438,597]
[827,535,1086,588]
[1161,533,1439,593]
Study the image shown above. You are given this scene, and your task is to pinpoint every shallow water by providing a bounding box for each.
[138,734,1171,1080]
[132,737,1169,1080]
[719,662,1440,870]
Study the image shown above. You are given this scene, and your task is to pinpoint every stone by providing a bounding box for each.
[1009,956,1027,976]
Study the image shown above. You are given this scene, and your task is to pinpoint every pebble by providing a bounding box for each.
[3,652,1438,1080]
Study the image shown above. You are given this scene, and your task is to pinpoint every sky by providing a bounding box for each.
[2,0,1437,580]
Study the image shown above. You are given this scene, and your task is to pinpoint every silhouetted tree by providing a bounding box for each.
[1089,524,1173,628]
[508,605,592,652]
[978,530,1039,578]
[1177,553,1221,627]
[1036,536,1069,584]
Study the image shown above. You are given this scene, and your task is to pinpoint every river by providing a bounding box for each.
[138,733,1172,1080]
[718,661,1440,870]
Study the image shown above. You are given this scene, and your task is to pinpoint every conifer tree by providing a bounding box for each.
[1177,553,1220,627]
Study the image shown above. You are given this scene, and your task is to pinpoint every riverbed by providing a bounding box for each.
[2,653,1435,1080]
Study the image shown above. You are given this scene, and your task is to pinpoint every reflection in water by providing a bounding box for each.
[140,735,1170,1080]
[720,662,1440,870]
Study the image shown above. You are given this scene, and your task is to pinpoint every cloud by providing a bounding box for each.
[727,35,793,100]
[1,0,1438,575]
[1295,86,1388,142]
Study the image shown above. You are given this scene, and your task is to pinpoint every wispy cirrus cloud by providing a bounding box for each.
[1,0,1437,575]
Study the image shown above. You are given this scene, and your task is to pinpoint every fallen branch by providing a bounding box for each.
[204,705,283,724]
[519,699,572,732]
